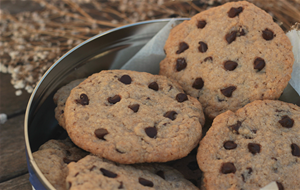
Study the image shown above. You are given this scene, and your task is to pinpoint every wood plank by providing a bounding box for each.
[0,73,31,115]
[0,173,32,190]
[0,114,28,182]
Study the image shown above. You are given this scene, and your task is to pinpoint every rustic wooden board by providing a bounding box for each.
[0,73,31,115]
[0,173,32,190]
[0,114,28,183]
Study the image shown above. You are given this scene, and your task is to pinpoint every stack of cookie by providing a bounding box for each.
[33,1,299,190]
[34,70,205,190]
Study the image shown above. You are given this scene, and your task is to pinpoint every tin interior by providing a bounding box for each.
[24,18,300,189]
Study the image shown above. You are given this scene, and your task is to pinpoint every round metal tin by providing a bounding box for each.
[24,17,300,190]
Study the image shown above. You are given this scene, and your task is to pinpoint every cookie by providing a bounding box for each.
[53,79,85,129]
[66,154,199,190]
[32,138,88,190]
[64,70,205,164]
[197,100,300,190]
[159,1,294,118]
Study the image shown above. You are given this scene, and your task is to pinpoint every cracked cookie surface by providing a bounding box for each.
[66,155,199,190]
[197,100,300,190]
[64,70,205,164]
[159,1,294,118]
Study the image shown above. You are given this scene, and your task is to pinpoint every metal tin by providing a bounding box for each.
[24,18,300,190]
[24,18,188,190]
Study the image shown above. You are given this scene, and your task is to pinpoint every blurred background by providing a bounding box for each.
[1,0,300,96]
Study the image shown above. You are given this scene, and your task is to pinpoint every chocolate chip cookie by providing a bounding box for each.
[64,70,205,164]
[197,100,300,190]
[53,79,85,129]
[32,138,88,190]
[159,1,294,118]
[66,155,199,190]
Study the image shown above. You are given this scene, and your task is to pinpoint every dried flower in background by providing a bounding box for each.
[1,0,299,95]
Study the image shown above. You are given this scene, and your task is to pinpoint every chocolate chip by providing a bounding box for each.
[221,162,236,174]
[108,95,121,104]
[118,182,124,189]
[192,77,204,89]
[291,143,300,157]
[248,143,261,155]
[145,127,157,138]
[148,82,159,91]
[119,75,132,84]
[176,93,188,102]
[116,148,125,154]
[128,104,140,112]
[94,128,108,140]
[262,29,274,41]
[226,31,237,44]
[239,28,246,36]
[241,168,253,182]
[197,20,206,29]
[139,177,154,187]
[218,97,225,102]
[247,167,253,174]
[279,115,294,128]
[176,58,187,71]
[276,182,284,190]
[76,93,89,105]
[100,168,118,178]
[187,161,199,171]
[254,57,265,71]
[176,42,189,54]
[204,56,213,62]
[164,111,177,120]
[228,7,243,18]
[68,182,72,188]
[223,141,237,150]
[221,86,236,97]
[89,165,96,171]
[155,170,165,179]
[224,61,238,71]
[251,129,257,134]
[241,174,246,182]
[198,41,208,53]
[229,121,242,134]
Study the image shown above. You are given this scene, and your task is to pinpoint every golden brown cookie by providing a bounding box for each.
[64,70,205,164]
[32,138,88,190]
[66,155,199,190]
[160,1,294,118]
[197,100,300,190]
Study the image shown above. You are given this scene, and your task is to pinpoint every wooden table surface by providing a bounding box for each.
[0,2,40,190]
[0,72,32,190]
